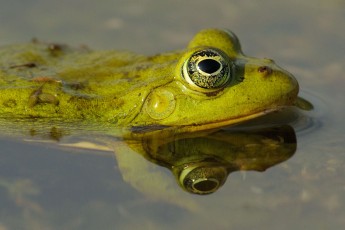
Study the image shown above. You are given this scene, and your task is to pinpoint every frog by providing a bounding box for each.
[0,28,300,138]
[0,29,306,198]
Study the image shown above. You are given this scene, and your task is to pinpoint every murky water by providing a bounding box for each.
[1,0,344,229]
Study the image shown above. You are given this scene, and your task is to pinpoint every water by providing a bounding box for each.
[1,0,344,229]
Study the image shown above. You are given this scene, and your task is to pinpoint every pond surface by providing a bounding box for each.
[1,0,345,229]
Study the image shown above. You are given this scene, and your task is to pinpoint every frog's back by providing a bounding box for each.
[0,41,176,135]
[0,41,148,84]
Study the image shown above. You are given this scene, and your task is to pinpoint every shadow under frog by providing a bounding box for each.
[109,124,296,196]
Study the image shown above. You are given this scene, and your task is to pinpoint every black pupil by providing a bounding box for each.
[198,59,221,74]
[193,180,218,192]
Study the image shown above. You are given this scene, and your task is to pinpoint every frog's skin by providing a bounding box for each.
[0,29,299,137]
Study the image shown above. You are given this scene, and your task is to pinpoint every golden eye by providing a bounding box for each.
[182,49,232,90]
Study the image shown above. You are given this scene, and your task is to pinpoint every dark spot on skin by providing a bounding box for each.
[146,55,158,61]
[134,64,150,72]
[258,66,273,76]
[3,99,17,108]
[9,62,37,69]
[67,82,85,90]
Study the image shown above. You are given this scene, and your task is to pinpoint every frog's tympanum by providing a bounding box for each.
[0,29,303,196]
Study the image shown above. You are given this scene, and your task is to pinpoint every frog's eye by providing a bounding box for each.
[182,49,232,90]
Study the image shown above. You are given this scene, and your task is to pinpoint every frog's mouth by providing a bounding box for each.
[130,107,282,135]
[180,107,281,133]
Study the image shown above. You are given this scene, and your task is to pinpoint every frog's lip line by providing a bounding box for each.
[180,107,282,132]
[129,108,279,135]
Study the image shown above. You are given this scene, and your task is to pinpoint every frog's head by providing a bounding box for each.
[135,29,298,132]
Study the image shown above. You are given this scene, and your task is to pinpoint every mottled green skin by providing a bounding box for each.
[0,29,298,136]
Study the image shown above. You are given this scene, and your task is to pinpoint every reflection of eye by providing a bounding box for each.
[179,164,228,195]
[182,49,232,90]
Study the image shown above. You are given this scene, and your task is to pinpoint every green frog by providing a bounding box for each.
[0,28,299,137]
[0,29,307,197]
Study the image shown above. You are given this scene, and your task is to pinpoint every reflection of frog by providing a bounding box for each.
[118,125,296,195]
[0,29,299,136]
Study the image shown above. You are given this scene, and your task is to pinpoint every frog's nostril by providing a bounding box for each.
[257,66,272,76]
